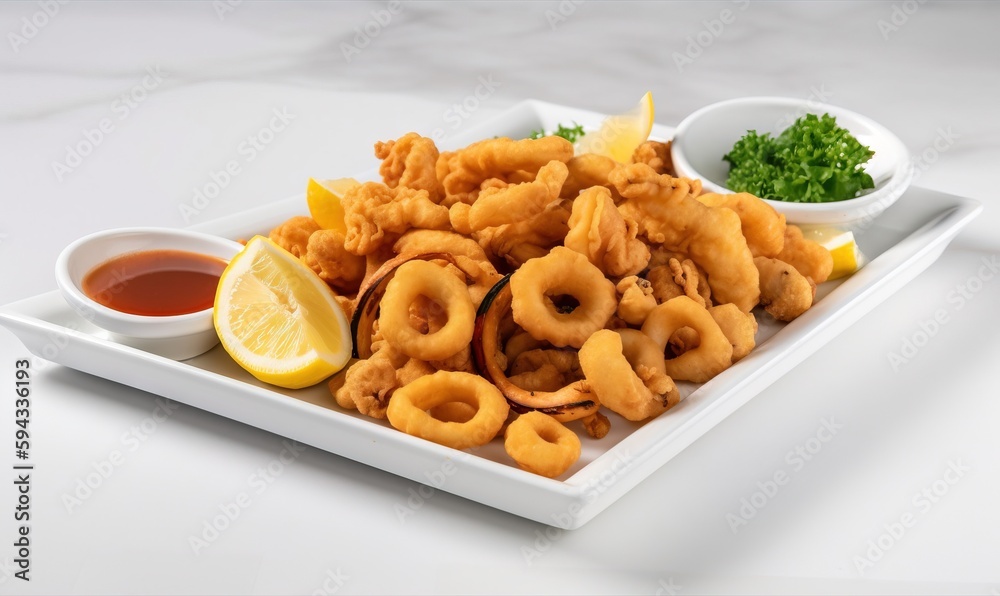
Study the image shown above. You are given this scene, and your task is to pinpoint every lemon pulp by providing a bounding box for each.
[575,91,655,163]
[214,236,352,388]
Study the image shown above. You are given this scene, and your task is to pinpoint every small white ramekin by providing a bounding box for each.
[55,228,244,360]
[671,96,913,229]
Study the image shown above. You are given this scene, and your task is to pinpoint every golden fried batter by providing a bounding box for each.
[333,350,398,418]
[393,229,489,263]
[615,275,657,326]
[580,411,611,439]
[374,132,443,202]
[436,136,574,206]
[468,160,568,230]
[304,229,366,294]
[565,186,650,277]
[754,256,816,322]
[269,216,319,258]
[631,140,675,176]
[647,258,711,308]
[342,182,450,255]
[696,192,786,258]
[560,153,619,200]
[708,303,757,362]
[610,164,759,312]
[474,199,571,267]
[776,225,834,284]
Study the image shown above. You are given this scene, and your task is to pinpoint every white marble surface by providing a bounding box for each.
[1,1,999,594]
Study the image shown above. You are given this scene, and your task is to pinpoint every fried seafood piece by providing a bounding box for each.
[269,216,320,258]
[754,256,816,322]
[507,364,565,393]
[393,230,502,308]
[333,294,356,321]
[474,199,571,267]
[642,296,734,383]
[631,140,675,176]
[304,229,366,294]
[776,225,834,284]
[468,160,568,230]
[580,411,611,439]
[610,164,759,312]
[393,229,489,262]
[378,260,475,361]
[448,202,473,235]
[436,136,574,206]
[342,182,450,255]
[374,132,443,202]
[564,186,650,277]
[696,192,786,258]
[560,153,618,200]
[647,258,711,308]
[708,303,757,362]
[510,349,583,387]
[388,371,510,451]
[429,344,476,374]
[509,246,618,348]
[504,331,550,364]
[332,340,410,418]
[504,411,581,478]
[615,275,657,326]
[579,329,679,422]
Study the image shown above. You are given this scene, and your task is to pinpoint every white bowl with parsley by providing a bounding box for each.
[670,97,913,228]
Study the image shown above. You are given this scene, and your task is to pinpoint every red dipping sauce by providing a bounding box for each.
[82,249,227,316]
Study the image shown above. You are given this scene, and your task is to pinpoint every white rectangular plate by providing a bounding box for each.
[0,100,982,529]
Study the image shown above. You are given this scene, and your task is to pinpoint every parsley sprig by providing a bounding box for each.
[724,113,875,203]
[528,122,586,143]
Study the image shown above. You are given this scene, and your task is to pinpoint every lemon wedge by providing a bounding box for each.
[575,91,655,163]
[214,236,352,388]
[800,226,865,280]
[307,177,359,232]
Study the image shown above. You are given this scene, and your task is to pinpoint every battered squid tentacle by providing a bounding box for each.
[468,160,568,230]
[630,140,676,176]
[610,163,759,312]
[374,132,443,202]
[615,275,658,326]
[304,229,367,294]
[647,258,711,308]
[696,192,786,258]
[564,186,651,277]
[560,153,619,200]
[269,216,319,258]
[436,136,574,206]
[341,182,451,255]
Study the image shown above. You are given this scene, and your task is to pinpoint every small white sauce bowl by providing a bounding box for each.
[55,228,244,360]
[671,97,914,229]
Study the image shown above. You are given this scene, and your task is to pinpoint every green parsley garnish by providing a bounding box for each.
[528,122,586,143]
[723,113,875,203]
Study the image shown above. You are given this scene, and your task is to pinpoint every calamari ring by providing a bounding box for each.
[641,296,733,383]
[379,259,475,361]
[387,371,509,450]
[509,246,617,348]
[503,411,581,478]
[579,329,679,421]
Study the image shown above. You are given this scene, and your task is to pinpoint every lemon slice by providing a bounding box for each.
[800,226,865,280]
[307,177,358,232]
[214,236,352,388]
[575,91,655,163]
